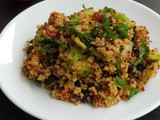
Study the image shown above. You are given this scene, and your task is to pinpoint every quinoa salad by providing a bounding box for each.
[22,6,160,107]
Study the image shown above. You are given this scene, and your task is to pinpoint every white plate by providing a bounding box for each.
[0,0,160,120]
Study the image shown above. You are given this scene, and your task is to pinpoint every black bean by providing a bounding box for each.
[27,45,33,55]
[44,74,59,85]
[46,51,59,59]
[98,60,105,68]
[49,86,55,90]
[88,83,94,88]
[81,90,89,103]
[128,64,134,73]
[132,45,140,57]
[74,80,81,87]
[136,64,144,72]
[103,70,108,75]
[53,51,59,59]
[110,73,118,77]
[44,78,54,85]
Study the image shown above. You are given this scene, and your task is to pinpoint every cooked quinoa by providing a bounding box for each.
[22,6,160,107]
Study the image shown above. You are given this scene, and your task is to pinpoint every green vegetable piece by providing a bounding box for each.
[113,13,135,28]
[91,28,99,37]
[71,15,80,25]
[89,47,103,59]
[54,40,64,47]
[84,7,94,16]
[101,13,118,39]
[91,21,99,37]
[116,55,121,72]
[116,23,128,38]
[103,6,114,14]
[82,4,86,9]
[58,21,72,32]
[71,27,104,60]
[132,38,149,66]
[67,52,78,73]
[115,76,139,99]
[74,37,87,49]
[120,45,125,50]
[142,39,149,58]
[35,36,52,43]
[148,54,160,60]
[115,76,131,89]
[81,69,92,74]
[82,4,94,15]
[41,44,52,53]
[71,27,93,47]
[94,21,99,27]
[73,60,92,74]
[129,88,139,99]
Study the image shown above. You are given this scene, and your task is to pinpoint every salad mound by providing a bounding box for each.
[22,6,160,107]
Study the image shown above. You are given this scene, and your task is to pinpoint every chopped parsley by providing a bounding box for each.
[100,13,118,39]
[103,7,114,14]
[132,38,149,66]
[91,21,99,37]
[116,23,128,38]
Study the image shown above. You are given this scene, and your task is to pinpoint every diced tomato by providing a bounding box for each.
[92,13,101,22]
[61,90,70,96]
[46,29,52,37]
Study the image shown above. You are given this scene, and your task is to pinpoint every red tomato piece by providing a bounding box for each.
[92,13,102,22]
[46,29,52,37]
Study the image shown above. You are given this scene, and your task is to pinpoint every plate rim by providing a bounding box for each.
[0,0,160,120]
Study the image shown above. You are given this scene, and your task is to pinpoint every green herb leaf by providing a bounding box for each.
[71,15,80,25]
[71,27,93,47]
[129,88,139,99]
[35,36,52,43]
[41,44,52,53]
[58,21,71,32]
[142,38,149,58]
[94,21,99,27]
[120,45,125,50]
[113,13,135,28]
[103,6,114,14]
[91,22,99,37]
[132,38,149,66]
[82,4,86,10]
[116,23,128,38]
[115,76,139,99]
[91,28,99,37]
[54,40,64,47]
[100,13,118,39]
[115,76,131,89]
[116,55,121,72]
